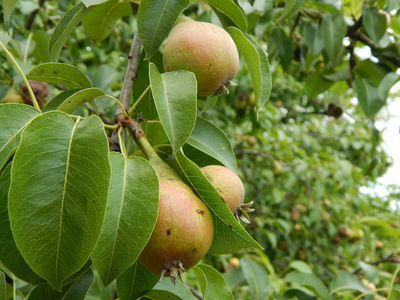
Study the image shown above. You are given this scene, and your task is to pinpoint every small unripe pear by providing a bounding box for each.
[375,240,384,249]
[228,257,240,268]
[248,92,256,107]
[200,165,253,223]
[1,88,24,104]
[163,21,239,97]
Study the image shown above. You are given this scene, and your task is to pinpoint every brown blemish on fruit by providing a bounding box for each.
[196,210,205,215]
[167,229,171,236]
[221,197,226,203]
[192,248,197,252]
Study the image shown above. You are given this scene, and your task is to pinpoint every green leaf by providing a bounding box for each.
[175,150,261,254]
[241,258,272,300]
[49,2,91,62]
[285,272,332,300]
[27,63,92,88]
[56,88,104,114]
[28,268,94,300]
[133,51,168,146]
[149,63,197,153]
[43,89,84,112]
[205,0,247,31]
[353,76,385,117]
[277,0,305,22]
[192,264,233,300]
[391,16,400,35]
[0,104,40,172]
[361,217,400,236]
[182,144,223,168]
[271,27,293,71]
[146,277,197,300]
[288,260,313,274]
[116,262,159,300]
[82,0,109,6]
[305,71,334,97]
[329,270,371,294]
[353,59,386,86]
[378,72,400,100]
[362,6,387,43]
[137,0,190,58]
[227,27,271,107]
[0,271,4,300]
[303,22,324,55]
[0,163,45,285]
[321,13,346,64]
[186,116,236,171]
[322,65,351,82]
[3,0,17,31]
[8,112,111,290]
[32,30,51,63]
[82,0,132,41]
[92,153,159,286]
[62,260,93,286]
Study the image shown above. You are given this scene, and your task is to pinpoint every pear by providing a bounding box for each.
[200,165,254,223]
[135,130,214,283]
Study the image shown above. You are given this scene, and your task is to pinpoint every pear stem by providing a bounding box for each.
[122,118,160,162]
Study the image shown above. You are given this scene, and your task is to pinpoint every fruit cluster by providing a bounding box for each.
[135,124,250,282]
[136,19,251,282]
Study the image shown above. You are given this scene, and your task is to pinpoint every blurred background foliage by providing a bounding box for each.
[1,0,400,299]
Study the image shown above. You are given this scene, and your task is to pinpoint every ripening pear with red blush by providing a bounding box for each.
[200,165,254,223]
[163,21,239,97]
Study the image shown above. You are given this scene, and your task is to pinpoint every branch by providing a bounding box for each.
[188,285,203,300]
[109,31,142,152]
[353,254,400,275]
[346,16,400,68]
[117,31,142,115]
